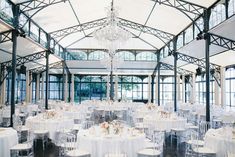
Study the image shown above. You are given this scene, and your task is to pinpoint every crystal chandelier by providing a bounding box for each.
[93,0,131,56]
[100,55,124,72]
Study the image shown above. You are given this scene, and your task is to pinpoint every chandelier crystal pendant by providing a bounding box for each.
[93,0,132,56]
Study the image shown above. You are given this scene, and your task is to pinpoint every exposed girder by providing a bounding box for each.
[176,52,220,72]
[1,50,46,68]
[150,0,205,16]
[30,60,63,73]
[0,30,12,44]
[160,62,192,74]
[17,0,68,12]
[49,17,174,41]
[118,18,174,41]
[174,52,221,86]
[50,18,108,38]
[209,33,235,51]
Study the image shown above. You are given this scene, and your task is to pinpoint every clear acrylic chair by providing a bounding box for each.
[137,131,165,157]
[61,133,90,157]
[33,122,49,153]
[189,130,216,157]
[10,131,34,157]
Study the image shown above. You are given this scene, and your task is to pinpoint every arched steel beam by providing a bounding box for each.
[118,18,174,41]
[49,18,108,38]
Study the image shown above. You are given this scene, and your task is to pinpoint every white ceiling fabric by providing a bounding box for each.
[28,0,217,49]
[2,0,235,75]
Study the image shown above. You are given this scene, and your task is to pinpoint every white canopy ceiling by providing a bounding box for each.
[20,0,217,49]
[1,0,234,75]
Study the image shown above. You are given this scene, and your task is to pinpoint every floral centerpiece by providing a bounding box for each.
[146,103,156,110]
[43,110,57,119]
[100,121,123,135]
[100,122,110,134]
[112,121,123,134]
[159,111,171,118]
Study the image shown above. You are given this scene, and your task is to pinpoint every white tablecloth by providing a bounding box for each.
[25,116,74,141]
[0,128,18,157]
[205,128,235,157]
[144,117,187,132]
[77,127,145,157]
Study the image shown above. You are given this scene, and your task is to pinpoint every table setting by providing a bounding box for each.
[0,127,18,157]
[204,127,235,157]
[77,121,146,157]
[143,111,187,132]
[25,110,74,141]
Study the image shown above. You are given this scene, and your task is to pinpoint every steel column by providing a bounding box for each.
[45,50,49,110]
[10,5,20,127]
[151,75,155,103]
[204,9,211,122]
[173,38,178,112]
[157,53,160,106]
[182,75,186,103]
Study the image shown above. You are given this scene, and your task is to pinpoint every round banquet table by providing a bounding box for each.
[0,127,18,157]
[204,128,235,157]
[25,116,74,141]
[144,117,187,132]
[94,105,128,112]
[77,128,145,157]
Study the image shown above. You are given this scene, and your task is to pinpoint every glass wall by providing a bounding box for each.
[195,75,215,105]
[160,76,174,105]
[117,76,147,101]
[74,75,107,103]
[48,75,63,100]
[5,72,26,104]
[226,68,235,107]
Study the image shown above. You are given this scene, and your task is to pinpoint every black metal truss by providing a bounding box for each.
[175,52,221,86]
[176,52,220,72]
[30,60,63,73]
[1,50,46,68]
[160,62,192,75]
[0,30,12,44]
[50,18,108,38]
[118,18,174,41]
[17,0,68,12]
[49,17,174,41]
[209,33,235,51]
[151,0,205,16]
